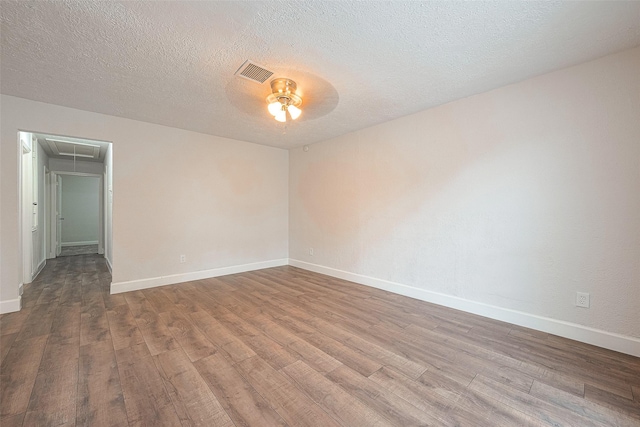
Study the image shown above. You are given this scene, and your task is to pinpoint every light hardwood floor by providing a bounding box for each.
[1,254,639,426]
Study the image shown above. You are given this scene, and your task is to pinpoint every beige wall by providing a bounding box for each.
[290,47,640,339]
[1,96,289,306]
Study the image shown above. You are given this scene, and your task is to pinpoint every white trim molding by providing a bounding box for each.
[288,259,640,358]
[32,259,46,281]
[110,258,289,294]
[105,256,113,273]
[0,296,22,314]
[61,240,99,247]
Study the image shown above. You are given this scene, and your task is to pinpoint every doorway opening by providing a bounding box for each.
[19,131,113,288]
[55,173,102,257]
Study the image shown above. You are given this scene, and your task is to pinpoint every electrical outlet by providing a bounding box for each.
[309,247,314,256]
[180,254,186,263]
[576,292,590,308]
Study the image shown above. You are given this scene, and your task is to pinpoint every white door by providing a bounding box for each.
[44,167,50,258]
[56,175,63,256]
[21,136,33,283]
[48,172,57,259]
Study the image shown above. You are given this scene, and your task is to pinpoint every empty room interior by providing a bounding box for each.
[1,2,639,426]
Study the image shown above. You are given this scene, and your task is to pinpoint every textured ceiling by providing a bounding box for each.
[2,1,639,149]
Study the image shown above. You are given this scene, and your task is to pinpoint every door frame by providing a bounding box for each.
[54,173,62,257]
[17,130,113,312]
[20,132,34,285]
[49,171,104,258]
[44,165,51,259]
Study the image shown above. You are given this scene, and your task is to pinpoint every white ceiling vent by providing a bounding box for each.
[234,60,273,84]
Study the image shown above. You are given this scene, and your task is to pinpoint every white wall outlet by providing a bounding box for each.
[309,247,314,256]
[576,292,590,308]
[180,254,186,263]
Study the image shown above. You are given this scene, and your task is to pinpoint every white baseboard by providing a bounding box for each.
[105,256,113,273]
[0,296,22,314]
[110,258,289,295]
[32,259,46,281]
[61,240,98,247]
[288,259,640,358]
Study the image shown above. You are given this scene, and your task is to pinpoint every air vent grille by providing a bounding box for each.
[234,60,273,84]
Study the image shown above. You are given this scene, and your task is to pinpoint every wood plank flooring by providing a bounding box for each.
[59,244,99,257]
[1,254,639,426]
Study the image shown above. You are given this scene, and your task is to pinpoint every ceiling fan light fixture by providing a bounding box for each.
[274,109,287,122]
[266,78,303,122]
[287,104,301,120]
[268,101,282,116]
